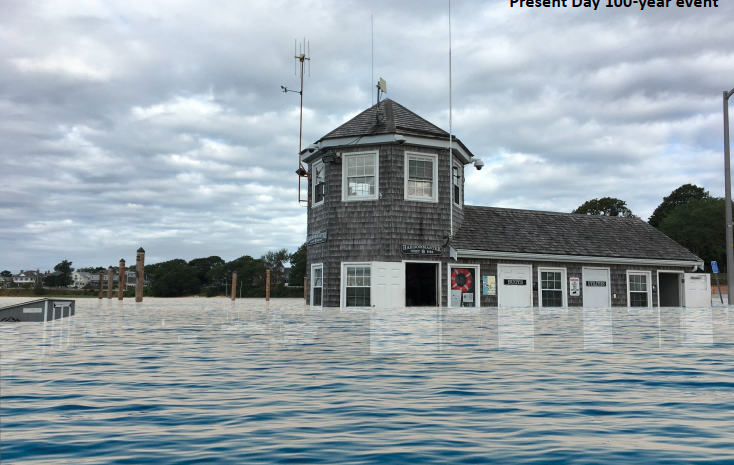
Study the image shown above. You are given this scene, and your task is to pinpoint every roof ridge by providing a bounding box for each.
[465,204,641,220]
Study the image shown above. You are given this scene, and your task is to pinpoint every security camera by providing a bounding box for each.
[474,158,484,170]
[395,135,406,145]
[307,144,318,153]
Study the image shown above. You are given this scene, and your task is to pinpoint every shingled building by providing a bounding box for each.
[302,99,707,308]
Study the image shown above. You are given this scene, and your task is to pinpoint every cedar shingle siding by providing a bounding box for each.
[304,99,702,307]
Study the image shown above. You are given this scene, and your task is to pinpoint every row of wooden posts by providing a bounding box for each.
[98,248,146,302]
[98,248,308,302]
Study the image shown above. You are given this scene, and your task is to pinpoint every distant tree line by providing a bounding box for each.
[573,184,726,273]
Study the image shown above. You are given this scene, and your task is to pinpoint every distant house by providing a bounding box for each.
[89,271,149,289]
[0,276,12,289]
[71,271,92,288]
[283,266,291,286]
[12,270,39,285]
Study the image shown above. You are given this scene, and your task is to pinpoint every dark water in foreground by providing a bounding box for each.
[1,298,733,464]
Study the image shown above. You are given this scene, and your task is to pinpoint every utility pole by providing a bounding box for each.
[725,88,734,303]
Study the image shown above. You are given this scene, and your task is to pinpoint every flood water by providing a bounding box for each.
[2,297,734,464]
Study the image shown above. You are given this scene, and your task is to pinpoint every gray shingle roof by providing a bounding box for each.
[452,206,701,262]
[320,99,449,140]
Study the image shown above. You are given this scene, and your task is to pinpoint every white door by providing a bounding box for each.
[582,268,611,308]
[498,265,532,307]
[683,273,711,307]
[371,262,405,308]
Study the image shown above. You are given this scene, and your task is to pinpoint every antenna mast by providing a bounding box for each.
[281,38,311,206]
[448,0,454,236]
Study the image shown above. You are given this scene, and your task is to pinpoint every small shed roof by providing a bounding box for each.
[452,206,701,262]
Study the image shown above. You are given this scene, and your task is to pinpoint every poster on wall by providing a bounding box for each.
[451,267,475,307]
[482,276,496,296]
[569,277,580,297]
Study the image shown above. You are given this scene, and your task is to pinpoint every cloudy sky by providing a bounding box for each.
[1,0,732,271]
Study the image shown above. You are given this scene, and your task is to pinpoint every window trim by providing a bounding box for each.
[537,266,568,308]
[446,263,481,308]
[340,262,372,307]
[452,162,463,209]
[312,161,325,207]
[404,152,438,203]
[626,270,652,308]
[342,151,379,202]
[310,263,323,307]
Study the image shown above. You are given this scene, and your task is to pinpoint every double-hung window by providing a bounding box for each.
[311,264,323,306]
[405,153,438,202]
[345,265,371,307]
[628,272,650,307]
[312,162,325,206]
[343,152,378,201]
[453,165,461,206]
[539,267,566,307]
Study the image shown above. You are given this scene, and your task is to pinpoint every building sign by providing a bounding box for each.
[586,281,607,287]
[307,229,328,245]
[400,244,443,255]
[23,308,42,313]
[569,277,580,297]
[504,279,526,285]
[463,293,474,303]
[482,276,496,296]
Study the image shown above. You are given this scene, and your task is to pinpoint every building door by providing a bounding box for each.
[658,272,682,307]
[582,267,611,308]
[405,262,438,307]
[371,262,405,308]
[683,273,711,307]
[498,264,532,307]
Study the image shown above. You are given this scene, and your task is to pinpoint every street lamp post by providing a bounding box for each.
[724,88,734,303]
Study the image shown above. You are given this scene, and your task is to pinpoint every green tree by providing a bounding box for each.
[145,259,188,283]
[648,184,709,228]
[261,248,291,285]
[151,265,202,297]
[659,197,728,270]
[188,256,225,285]
[52,260,74,287]
[33,279,46,295]
[289,243,307,287]
[573,197,635,217]
[1,270,11,277]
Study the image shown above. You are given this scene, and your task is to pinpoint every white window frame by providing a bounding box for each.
[310,263,323,307]
[452,162,463,208]
[626,270,652,308]
[342,151,379,202]
[311,161,325,207]
[340,262,372,307]
[581,266,612,308]
[446,263,480,308]
[537,266,567,308]
[404,152,438,202]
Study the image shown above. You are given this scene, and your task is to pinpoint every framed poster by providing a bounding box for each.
[569,277,580,297]
[482,275,496,296]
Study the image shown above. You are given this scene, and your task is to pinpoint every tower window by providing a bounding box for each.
[313,162,325,206]
[343,152,379,201]
[405,153,438,202]
[453,166,461,205]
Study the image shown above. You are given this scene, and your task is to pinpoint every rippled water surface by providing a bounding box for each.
[2,297,734,464]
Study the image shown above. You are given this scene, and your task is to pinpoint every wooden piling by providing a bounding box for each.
[136,247,145,302]
[118,259,126,300]
[266,269,271,302]
[304,276,307,300]
[107,267,113,299]
[231,272,237,302]
[98,272,104,299]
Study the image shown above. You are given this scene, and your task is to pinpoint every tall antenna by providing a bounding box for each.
[281,38,311,206]
[449,0,454,236]
[371,14,374,106]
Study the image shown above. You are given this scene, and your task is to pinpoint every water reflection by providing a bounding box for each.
[1,302,730,383]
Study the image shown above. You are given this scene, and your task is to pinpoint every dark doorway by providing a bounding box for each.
[405,262,438,307]
[659,272,681,307]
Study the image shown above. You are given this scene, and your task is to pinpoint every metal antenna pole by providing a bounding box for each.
[448,0,453,237]
[371,14,374,106]
[724,88,734,303]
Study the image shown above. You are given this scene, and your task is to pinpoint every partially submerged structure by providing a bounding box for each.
[302,99,709,308]
[0,298,75,322]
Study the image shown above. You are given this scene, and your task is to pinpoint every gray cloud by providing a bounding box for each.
[0,0,732,270]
